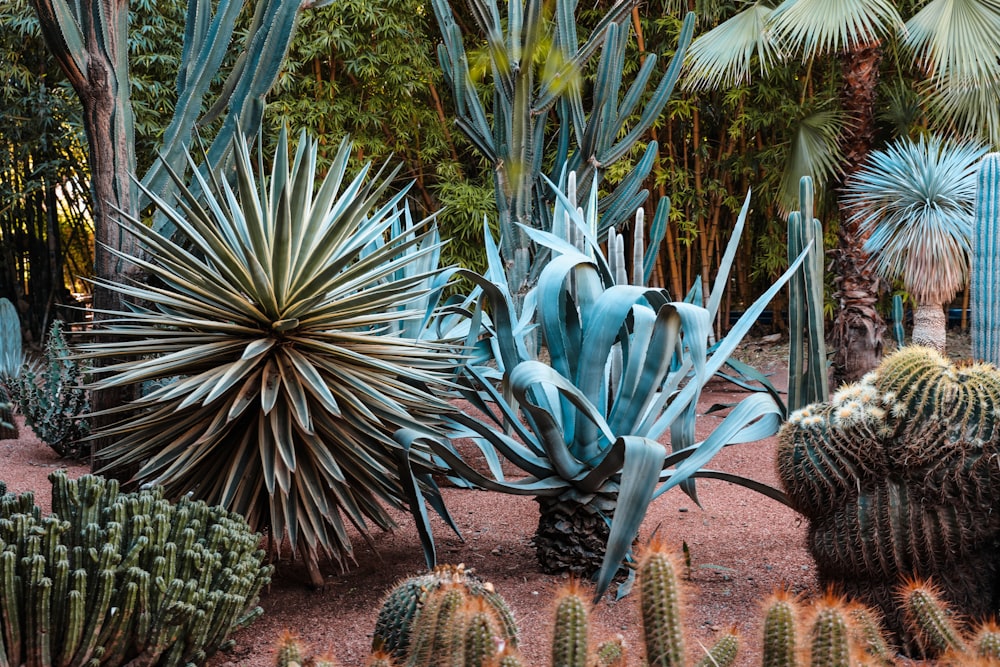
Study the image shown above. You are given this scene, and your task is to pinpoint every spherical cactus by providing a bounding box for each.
[371,564,517,661]
[778,346,1000,653]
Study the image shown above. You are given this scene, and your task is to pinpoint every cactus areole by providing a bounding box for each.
[777,346,1000,651]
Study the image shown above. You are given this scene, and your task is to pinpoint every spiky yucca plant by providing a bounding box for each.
[842,134,988,352]
[78,129,461,586]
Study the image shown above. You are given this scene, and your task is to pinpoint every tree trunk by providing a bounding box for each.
[830,42,886,386]
[912,301,947,353]
[30,0,142,467]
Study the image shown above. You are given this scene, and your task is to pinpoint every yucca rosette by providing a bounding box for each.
[79,129,460,583]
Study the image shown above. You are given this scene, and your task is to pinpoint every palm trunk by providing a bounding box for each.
[830,42,887,386]
[534,495,614,577]
[912,301,947,352]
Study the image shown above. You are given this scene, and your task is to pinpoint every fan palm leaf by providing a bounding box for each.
[683,2,785,90]
[769,0,903,55]
[78,129,461,582]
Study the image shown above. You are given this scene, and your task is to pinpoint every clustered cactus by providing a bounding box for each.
[275,540,1000,666]
[777,346,1000,648]
[0,471,272,666]
[13,321,90,458]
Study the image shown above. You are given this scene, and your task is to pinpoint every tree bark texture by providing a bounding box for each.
[30,0,142,464]
[831,43,886,386]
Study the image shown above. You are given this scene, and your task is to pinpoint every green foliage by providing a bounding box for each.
[0,471,271,666]
[971,153,1000,365]
[14,321,89,458]
[265,0,494,278]
[76,129,463,586]
[432,0,695,294]
[777,346,1000,646]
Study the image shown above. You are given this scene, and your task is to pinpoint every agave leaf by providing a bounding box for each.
[593,435,666,600]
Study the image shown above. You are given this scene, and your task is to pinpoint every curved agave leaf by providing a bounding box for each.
[81,128,462,573]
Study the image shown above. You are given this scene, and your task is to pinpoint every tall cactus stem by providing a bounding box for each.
[899,580,966,656]
[787,176,829,411]
[808,595,853,667]
[971,152,1000,364]
[638,541,686,667]
[550,581,589,667]
[761,590,799,667]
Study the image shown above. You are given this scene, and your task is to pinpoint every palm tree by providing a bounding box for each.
[684,0,1000,383]
[842,135,987,352]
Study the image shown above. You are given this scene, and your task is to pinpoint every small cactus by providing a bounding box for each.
[372,564,517,661]
[761,590,799,667]
[638,541,686,667]
[550,581,589,667]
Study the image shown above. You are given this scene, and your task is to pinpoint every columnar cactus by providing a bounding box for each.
[777,346,1000,650]
[787,176,830,412]
[0,471,271,667]
[972,153,1000,365]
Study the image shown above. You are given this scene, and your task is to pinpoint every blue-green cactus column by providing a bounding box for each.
[972,153,1000,365]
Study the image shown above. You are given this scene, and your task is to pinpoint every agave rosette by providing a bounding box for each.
[80,129,461,578]
[415,178,806,597]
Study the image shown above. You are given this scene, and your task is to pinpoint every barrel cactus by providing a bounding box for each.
[372,564,517,661]
[0,471,271,666]
[777,346,1000,650]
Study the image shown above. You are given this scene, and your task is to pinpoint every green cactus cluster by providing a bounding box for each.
[281,539,1000,666]
[0,471,272,666]
[777,345,1000,649]
[372,564,518,662]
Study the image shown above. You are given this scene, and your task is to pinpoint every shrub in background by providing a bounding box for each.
[0,471,271,666]
[14,320,89,458]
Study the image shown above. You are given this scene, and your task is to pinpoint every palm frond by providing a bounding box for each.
[921,74,1000,148]
[842,133,988,304]
[683,2,786,90]
[778,109,846,215]
[770,0,903,56]
[905,0,1000,83]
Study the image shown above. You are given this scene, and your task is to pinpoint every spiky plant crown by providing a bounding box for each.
[842,134,988,306]
[78,128,461,571]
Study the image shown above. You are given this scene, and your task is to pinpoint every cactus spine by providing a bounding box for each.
[972,152,1000,364]
[787,176,829,412]
[0,472,271,667]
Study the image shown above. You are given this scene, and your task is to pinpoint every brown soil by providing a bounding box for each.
[5,335,964,666]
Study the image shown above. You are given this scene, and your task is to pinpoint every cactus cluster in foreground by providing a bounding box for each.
[0,471,272,666]
[275,539,1000,666]
[777,346,1000,646]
